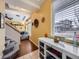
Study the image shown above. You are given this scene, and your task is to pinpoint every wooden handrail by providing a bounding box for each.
[5,22,20,33]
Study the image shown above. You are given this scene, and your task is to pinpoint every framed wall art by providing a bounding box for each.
[34,19,39,28]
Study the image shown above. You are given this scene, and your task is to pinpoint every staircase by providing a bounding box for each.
[2,18,21,59]
[5,18,21,45]
[2,37,19,59]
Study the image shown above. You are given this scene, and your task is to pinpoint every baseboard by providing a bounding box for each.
[30,39,38,47]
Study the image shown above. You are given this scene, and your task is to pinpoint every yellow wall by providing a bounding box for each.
[30,0,51,46]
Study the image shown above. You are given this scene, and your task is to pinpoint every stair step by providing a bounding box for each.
[3,48,18,59]
[3,37,19,59]
[2,44,19,59]
[3,46,14,56]
[5,41,16,48]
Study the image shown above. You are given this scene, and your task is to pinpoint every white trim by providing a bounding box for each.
[50,2,52,36]
[51,2,53,36]
[0,56,2,59]
[30,39,38,47]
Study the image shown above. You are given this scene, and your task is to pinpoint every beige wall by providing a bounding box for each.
[30,0,51,46]
[0,29,5,58]
[0,0,5,12]
[0,0,5,58]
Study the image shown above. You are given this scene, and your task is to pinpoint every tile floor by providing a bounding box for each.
[17,50,40,59]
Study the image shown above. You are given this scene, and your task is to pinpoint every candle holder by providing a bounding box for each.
[44,33,48,37]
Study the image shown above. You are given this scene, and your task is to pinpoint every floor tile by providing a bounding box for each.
[17,50,40,59]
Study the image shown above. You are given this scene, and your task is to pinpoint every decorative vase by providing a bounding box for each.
[45,33,48,37]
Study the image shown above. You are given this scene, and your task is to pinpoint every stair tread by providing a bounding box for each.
[3,48,19,58]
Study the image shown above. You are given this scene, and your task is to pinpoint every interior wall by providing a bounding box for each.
[30,0,51,46]
[0,0,5,12]
[15,25,25,32]
[0,29,5,59]
[0,0,5,58]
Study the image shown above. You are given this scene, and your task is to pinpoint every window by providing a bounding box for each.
[53,1,79,40]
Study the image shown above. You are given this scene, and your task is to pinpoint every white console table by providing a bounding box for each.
[38,37,79,59]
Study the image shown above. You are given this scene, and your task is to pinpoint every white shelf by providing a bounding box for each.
[40,52,44,57]
[46,50,60,59]
[39,37,79,59]
[40,46,44,49]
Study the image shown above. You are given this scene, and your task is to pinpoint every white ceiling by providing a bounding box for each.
[5,9,31,21]
[5,0,45,21]
[5,0,45,13]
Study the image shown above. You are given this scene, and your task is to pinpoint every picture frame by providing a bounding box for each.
[0,13,5,28]
[0,13,1,28]
[34,19,39,28]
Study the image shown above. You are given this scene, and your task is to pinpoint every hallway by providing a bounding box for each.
[16,40,38,58]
